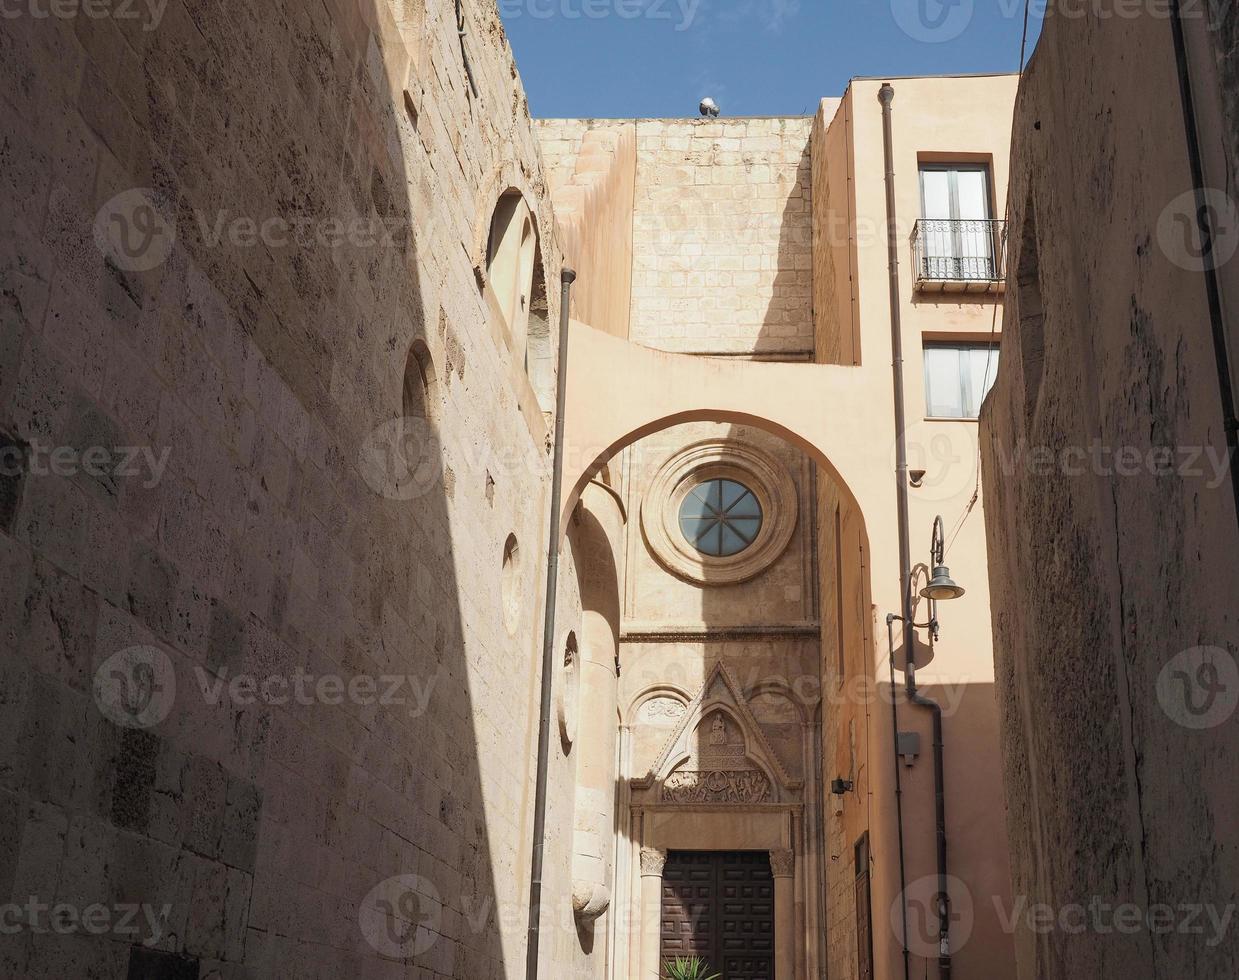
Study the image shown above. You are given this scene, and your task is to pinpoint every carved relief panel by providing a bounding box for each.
[633,662,802,806]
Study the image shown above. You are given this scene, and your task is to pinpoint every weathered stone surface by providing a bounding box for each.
[982,11,1239,979]
[0,0,586,976]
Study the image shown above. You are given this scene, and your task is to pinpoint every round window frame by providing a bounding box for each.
[641,440,798,586]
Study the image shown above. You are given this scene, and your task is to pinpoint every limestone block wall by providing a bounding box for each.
[537,119,597,194]
[0,1,596,978]
[981,11,1239,979]
[629,118,814,356]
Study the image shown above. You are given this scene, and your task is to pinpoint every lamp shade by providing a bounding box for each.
[921,564,965,601]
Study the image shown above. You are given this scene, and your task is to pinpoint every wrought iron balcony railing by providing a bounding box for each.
[911,218,1006,291]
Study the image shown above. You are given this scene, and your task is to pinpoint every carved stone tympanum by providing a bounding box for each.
[661,768,772,804]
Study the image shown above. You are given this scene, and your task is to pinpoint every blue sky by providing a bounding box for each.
[501,0,1044,118]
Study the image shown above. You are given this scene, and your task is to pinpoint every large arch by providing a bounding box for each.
[560,321,897,544]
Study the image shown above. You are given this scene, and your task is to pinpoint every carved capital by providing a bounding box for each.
[639,846,667,877]
[769,848,795,878]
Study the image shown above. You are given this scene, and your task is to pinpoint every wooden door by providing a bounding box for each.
[661,851,775,979]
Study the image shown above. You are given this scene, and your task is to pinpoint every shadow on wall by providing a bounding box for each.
[758,138,815,360]
[0,1,519,976]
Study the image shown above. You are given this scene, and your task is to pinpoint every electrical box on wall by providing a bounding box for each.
[897,731,921,767]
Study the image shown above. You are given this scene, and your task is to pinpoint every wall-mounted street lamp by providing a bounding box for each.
[920,515,965,602]
[919,515,965,642]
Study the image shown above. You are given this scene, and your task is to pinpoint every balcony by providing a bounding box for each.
[911,218,1006,293]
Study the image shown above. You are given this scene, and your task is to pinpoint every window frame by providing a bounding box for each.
[923,341,1000,420]
[918,163,998,282]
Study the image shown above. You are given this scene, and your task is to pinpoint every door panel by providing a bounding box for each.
[662,851,775,979]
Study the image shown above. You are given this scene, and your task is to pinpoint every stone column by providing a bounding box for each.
[570,606,620,922]
[771,848,796,979]
[639,846,667,980]
[570,483,625,925]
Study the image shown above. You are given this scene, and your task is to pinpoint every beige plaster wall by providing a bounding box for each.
[0,0,602,977]
[811,73,1020,980]
[981,11,1239,980]
[537,119,636,341]
[812,98,858,365]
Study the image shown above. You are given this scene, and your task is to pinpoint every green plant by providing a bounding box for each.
[662,956,721,980]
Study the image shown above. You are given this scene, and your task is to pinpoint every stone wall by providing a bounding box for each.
[0,0,597,977]
[629,118,814,356]
[981,10,1239,979]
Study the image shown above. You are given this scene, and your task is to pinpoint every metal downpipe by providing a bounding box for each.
[1168,0,1239,534]
[887,613,912,980]
[525,268,576,980]
[880,81,951,980]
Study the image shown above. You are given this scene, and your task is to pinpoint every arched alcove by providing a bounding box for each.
[485,189,553,413]
[403,337,438,420]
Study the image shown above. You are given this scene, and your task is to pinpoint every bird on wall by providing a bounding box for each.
[699,97,720,118]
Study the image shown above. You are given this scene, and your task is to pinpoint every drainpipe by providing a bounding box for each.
[1168,0,1239,532]
[525,268,576,980]
[880,82,951,980]
[886,613,912,980]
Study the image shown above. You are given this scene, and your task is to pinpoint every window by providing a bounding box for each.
[918,164,998,281]
[485,190,552,410]
[678,478,763,557]
[924,343,999,419]
[487,191,538,359]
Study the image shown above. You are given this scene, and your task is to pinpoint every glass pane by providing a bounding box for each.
[679,493,711,522]
[730,517,761,542]
[719,479,747,511]
[924,347,965,418]
[955,169,990,220]
[680,515,705,543]
[963,346,999,418]
[700,524,723,556]
[727,492,761,519]
[920,169,952,220]
[719,525,747,556]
